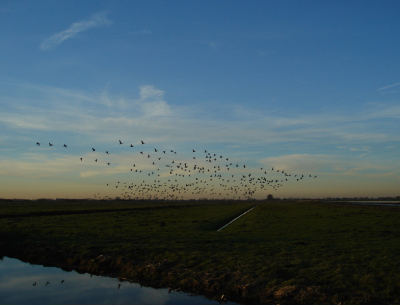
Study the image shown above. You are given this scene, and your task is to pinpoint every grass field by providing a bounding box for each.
[1,200,400,304]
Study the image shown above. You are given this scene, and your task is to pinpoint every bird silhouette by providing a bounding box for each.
[36,142,40,146]
[119,140,123,145]
[63,144,67,148]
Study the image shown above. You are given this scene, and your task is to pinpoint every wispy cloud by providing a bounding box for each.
[137,85,172,117]
[39,12,112,50]
[1,81,400,153]
[377,81,400,91]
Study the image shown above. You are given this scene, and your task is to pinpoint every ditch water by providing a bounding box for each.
[323,201,400,207]
[0,257,238,305]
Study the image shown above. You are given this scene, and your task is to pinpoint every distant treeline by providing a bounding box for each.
[1,196,400,202]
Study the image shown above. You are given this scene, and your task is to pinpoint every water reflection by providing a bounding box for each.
[0,257,237,305]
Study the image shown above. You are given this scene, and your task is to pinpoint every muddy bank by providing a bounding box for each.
[0,241,338,305]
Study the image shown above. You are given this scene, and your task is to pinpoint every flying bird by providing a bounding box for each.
[63,144,67,148]
[119,140,123,145]
[36,142,40,146]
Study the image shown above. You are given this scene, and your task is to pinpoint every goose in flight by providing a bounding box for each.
[92,148,95,151]
[49,142,53,146]
[119,140,123,145]
[105,151,109,154]
[130,144,134,147]
[63,144,67,148]
[141,140,145,144]
[36,142,40,146]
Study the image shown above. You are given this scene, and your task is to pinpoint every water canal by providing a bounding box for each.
[0,257,238,305]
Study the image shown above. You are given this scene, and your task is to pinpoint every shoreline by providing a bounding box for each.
[1,241,331,305]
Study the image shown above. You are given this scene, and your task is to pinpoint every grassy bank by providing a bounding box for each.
[1,200,400,304]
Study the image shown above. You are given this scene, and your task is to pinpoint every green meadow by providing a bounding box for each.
[1,200,400,304]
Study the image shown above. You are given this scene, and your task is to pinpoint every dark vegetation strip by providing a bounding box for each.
[2,200,400,304]
[0,204,200,219]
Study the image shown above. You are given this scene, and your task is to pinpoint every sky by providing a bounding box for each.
[1,0,400,200]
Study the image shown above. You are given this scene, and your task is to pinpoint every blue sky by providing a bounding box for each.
[1,1,399,199]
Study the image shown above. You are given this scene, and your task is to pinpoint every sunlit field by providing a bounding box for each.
[1,200,400,304]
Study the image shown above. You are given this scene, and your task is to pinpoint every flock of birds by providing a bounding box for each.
[36,140,318,200]
[32,280,65,286]
[31,280,125,289]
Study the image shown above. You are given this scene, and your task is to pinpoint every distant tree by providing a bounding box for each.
[267,194,274,200]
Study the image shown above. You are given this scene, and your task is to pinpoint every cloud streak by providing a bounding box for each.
[39,12,112,50]
[1,81,399,149]
[377,82,400,91]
